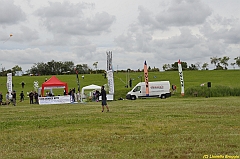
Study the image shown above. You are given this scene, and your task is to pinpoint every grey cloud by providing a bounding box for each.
[114,23,153,52]
[72,44,97,59]
[152,28,226,62]
[35,1,115,36]
[200,20,240,44]
[157,28,201,49]
[138,0,212,30]
[11,26,39,43]
[1,48,48,65]
[0,0,26,25]
[115,25,226,65]
[114,34,136,52]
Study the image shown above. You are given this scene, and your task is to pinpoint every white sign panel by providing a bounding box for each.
[39,95,71,105]
[107,70,114,94]
[7,73,12,93]
[178,60,184,96]
[99,94,114,101]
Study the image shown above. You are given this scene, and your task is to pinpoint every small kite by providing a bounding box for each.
[3,34,13,43]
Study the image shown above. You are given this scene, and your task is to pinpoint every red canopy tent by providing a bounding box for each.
[41,76,68,96]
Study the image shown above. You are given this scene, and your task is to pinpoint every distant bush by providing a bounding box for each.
[185,85,240,97]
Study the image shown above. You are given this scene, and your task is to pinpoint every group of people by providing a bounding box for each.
[28,91,39,104]
[67,88,80,102]
[64,85,109,112]
[0,91,16,106]
[92,90,100,102]
[0,90,40,106]
[1,83,109,112]
[18,90,39,104]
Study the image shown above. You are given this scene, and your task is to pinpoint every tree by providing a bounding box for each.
[93,62,98,74]
[231,62,236,69]
[172,61,187,70]
[216,63,223,70]
[188,64,198,70]
[210,56,221,69]
[162,64,168,71]
[62,61,75,74]
[12,65,22,73]
[31,62,47,75]
[0,66,5,76]
[220,56,230,69]
[234,57,240,68]
[29,60,75,75]
[149,66,159,72]
[202,62,209,70]
[195,62,201,70]
[76,64,90,74]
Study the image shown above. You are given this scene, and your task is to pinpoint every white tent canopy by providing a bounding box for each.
[80,84,101,102]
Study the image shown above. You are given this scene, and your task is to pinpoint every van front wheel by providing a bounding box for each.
[131,95,136,100]
[161,94,166,99]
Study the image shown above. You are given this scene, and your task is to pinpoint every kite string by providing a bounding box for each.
[3,35,12,44]
[3,37,10,43]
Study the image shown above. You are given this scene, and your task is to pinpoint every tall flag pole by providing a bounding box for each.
[144,61,149,96]
[75,68,80,92]
[178,59,184,96]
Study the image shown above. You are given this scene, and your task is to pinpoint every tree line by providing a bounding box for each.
[1,56,240,76]
[162,56,240,71]
[0,60,105,76]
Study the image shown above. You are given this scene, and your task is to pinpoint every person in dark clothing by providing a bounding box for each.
[29,91,34,104]
[0,92,3,105]
[21,81,25,88]
[11,91,16,106]
[129,78,132,88]
[100,86,109,112]
[95,90,100,102]
[19,91,24,102]
[70,91,75,102]
[34,91,39,104]
[72,88,76,102]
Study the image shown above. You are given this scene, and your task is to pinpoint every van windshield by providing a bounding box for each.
[133,86,141,92]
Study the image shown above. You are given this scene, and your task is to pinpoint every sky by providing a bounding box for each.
[1,0,240,72]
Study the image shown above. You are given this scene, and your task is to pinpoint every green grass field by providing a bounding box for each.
[0,97,239,159]
[0,70,240,158]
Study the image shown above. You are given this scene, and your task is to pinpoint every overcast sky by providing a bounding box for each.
[1,0,240,72]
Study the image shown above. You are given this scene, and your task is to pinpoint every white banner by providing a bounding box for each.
[178,60,184,96]
[39,95,71,105]
[7,73,12,93]
[107,70,114,94]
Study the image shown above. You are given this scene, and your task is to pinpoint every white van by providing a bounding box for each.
[126,81,171,100]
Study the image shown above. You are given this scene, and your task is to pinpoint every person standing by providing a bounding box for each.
[19,91,24,102]
[6,92,10,105]
[29,91,34,104]
[11,91,16,106]
[100,86,109,112]
[76,91,80,102]
[34,91,39,104]
[21,81,25,88]
[95,90,100,102]
[0,92,3,105]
